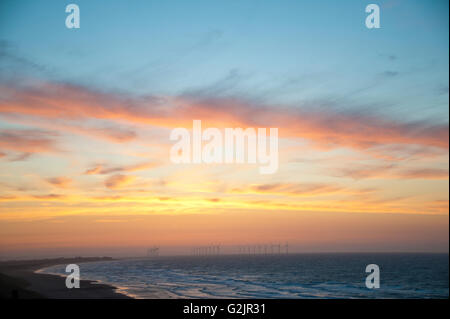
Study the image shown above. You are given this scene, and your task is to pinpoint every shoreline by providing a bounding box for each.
[0,257,133,299]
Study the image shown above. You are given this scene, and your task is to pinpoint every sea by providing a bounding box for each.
[39,253,449,299]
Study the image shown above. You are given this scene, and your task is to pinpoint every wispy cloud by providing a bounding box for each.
[32,194,65,200]
[85,162,157,175]
[396,168,449,180]
[382,70,399,77]
[0,129,60,154]
[1,81,447,159]
[46,177,72,188]
[231,183,375,197]
[337,164,449,180]
[104,174,136,189]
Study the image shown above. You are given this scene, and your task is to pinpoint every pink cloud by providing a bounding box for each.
[1,81,448,158]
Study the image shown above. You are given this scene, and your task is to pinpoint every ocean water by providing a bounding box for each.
[41,253,449,299]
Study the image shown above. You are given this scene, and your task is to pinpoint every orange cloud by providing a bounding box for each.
[426,200,449,213]
[0,195,16,201]
[104,174,136,189]
[396,168,449,180]
[32,194,65,200]
[231,183,375,197]
[338,165,449,180]
[46,177,72,188]
[3,116,138,143]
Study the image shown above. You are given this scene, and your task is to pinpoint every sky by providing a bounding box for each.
[0,0,448,258]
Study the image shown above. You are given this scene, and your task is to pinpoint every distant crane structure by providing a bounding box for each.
[147,246,160,257]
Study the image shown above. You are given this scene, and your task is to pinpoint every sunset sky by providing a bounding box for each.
[0,0,448,258]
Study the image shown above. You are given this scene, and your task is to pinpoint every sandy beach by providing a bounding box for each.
[0,257,132,299]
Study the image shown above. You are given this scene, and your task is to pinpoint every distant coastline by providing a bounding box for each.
[0,257,132,299]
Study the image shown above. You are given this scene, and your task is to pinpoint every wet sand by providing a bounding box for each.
[0,257,132,299]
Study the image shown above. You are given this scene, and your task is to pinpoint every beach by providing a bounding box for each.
[0,257,132,299]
